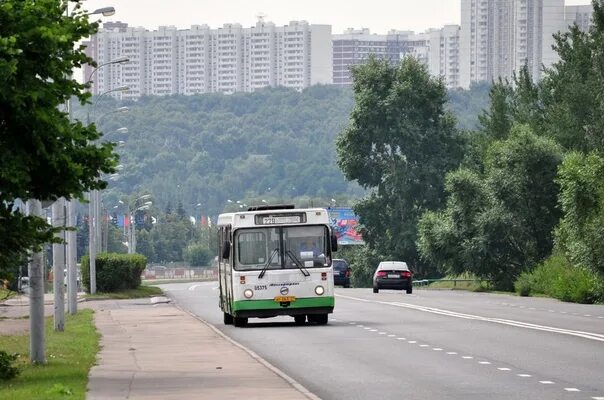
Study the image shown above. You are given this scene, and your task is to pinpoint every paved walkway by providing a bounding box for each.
[1,295,317,399]
[86,299,315,400]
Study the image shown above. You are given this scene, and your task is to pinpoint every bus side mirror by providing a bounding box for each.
[222,241,231,259]
[331,234,338,252]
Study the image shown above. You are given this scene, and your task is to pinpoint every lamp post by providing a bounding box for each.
[85,74,128,295]
[127,195,152,254]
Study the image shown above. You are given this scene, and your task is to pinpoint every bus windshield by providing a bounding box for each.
[235,225,328,271]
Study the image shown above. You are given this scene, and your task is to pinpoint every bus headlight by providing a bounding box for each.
[315,285,325,296]
[244,289,254,299]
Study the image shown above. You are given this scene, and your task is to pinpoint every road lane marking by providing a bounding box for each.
[419,344,429,347]
[498,368,511,371]
[388,334,396,337]
[397,337,406,340]
[462,356,473,359]
[564,388,580,392]
[336,294,604,342]
[188,284,206,291]
[517,374,531,377]
[479,361,491,364]
[408,340,417,343]
[539,381,555,384]
[433,348,443,351]
[446,352,458,355]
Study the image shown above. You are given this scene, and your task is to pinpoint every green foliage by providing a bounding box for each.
[0,1,116,282]
[0,351,19,381]
[80,253,147,292]
[556,152,604,275]
[418,125,564,290]
[337,57,464,272]
[447,83,492,131]
[478,79,513,140]
[336,245,381,288]
[184,244,212,267]
[515,255,604,303]
[539,2,604,153]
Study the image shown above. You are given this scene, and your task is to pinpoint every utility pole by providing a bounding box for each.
[28,200,45,363]
[67,200,78,314]
[89,191,97,294]
[52,199,65,331]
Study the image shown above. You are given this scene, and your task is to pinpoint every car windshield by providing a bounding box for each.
[333,260,349,270]
[235,225,329,271]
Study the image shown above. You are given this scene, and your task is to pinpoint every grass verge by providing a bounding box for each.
[85,285,163,300]
[0,309,99,399]
[0,288,17,301]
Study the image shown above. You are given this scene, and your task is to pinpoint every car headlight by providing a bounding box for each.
[315,285,325,295]
[243,289,254,299]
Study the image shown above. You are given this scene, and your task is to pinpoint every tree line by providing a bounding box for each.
[337,1,604,303]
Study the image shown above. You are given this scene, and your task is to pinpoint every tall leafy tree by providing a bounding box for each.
[0,0,116,282]
[418,125,563,289]
[336,57,463,271]
[540,0,604,152]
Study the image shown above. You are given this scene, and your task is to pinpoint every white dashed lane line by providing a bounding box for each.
[343,318,601,399]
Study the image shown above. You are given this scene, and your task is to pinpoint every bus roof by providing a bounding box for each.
[217,207,330,228]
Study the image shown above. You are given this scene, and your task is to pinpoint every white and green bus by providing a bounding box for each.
[217,205,338,327]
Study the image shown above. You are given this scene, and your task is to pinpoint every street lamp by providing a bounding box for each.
[89,6,116,17]
[127,195,152,254]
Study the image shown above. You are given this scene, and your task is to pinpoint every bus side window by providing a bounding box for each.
[221,227,231,260]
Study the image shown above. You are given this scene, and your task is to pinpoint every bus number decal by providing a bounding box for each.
[254,285,267,291]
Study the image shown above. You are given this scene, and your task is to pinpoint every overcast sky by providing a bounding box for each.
[81,0,592,34]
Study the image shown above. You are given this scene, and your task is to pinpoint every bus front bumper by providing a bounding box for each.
[232,296,334,318]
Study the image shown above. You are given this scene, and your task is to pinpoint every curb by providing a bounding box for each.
[174,303,322,400]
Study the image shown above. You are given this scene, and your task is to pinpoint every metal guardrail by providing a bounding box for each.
[413,278,491,287]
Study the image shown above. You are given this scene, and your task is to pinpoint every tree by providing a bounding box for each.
[0,0,116,283]
[540,0,604,153]
[336,57,463,272]
[418,125,563,289]
[184,244,212,267]
[556,152,604,275]
[478,79,513,140]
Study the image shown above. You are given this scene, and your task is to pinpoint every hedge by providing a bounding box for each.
[80,253,147,293]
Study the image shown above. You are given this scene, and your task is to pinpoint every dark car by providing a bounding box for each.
[333,259,351,288]
[372,261,412,294]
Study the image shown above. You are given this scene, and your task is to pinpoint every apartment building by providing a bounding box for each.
[84,20,332,98]
[565,4,593,31]
[459,0,591,88]
[332,26,461,88]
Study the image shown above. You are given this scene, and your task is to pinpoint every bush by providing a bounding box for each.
[0,351,19,381]
[183,244,212,267]
[80,253,147,293]
[515,255,604,303]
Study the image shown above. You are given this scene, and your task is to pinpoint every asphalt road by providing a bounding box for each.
[160,282,604,400]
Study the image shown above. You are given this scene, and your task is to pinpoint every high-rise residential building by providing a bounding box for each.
[459,0,591,88]
[83,20,332,98]
[332,26,461,88]
[565,4,593,32]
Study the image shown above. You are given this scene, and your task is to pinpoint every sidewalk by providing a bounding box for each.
[1,295,318,399]
[86,298,317,400]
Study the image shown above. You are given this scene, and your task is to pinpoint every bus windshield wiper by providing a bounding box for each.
[258,248,279,279]
[285,250,310,277]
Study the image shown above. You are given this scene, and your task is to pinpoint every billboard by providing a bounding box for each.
[327,207,364,245]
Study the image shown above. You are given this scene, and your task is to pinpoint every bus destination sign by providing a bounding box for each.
[256,213,306,225]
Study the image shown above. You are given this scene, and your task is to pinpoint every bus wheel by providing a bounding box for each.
[234,316,248,327]
[309,314,328,325]
[294,315,306,325]
[223,312,233,325]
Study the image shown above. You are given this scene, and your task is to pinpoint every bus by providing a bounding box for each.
[217,205,338,327]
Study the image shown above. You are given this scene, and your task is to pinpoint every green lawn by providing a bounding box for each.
[0,310,99,399]
[84,285,163,300]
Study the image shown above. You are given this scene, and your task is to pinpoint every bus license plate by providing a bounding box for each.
[274,296,296,302]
